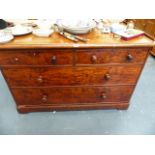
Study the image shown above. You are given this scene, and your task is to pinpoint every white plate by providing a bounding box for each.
[0,35,14,44]
[11,26,32,36]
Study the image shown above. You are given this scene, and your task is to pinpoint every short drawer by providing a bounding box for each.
[3,65,142,87]
[0,49,73,66]
[75,48,148,65]
[11,86,134,105]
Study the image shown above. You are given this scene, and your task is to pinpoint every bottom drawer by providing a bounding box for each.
[11,86,134,105]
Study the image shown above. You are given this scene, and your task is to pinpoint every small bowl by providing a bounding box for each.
[33,29,54,37]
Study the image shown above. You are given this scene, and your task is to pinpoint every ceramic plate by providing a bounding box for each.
[0,35,14,44]
[11,27,32,36]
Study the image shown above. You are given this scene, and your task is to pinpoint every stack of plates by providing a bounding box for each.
[59,20,96,34]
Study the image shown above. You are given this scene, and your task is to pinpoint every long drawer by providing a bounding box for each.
[3,65,142,87]
[11,86,134,105]
[75,48,148,65]
[0,49,73,66]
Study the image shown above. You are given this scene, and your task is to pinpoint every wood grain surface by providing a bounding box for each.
[0,28,153,113]
[3,65,142,87]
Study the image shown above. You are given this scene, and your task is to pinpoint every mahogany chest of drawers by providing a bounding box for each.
[0,30,153,113]
[0,47,152,113]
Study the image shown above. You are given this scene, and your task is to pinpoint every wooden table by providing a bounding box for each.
[0,29,154,113]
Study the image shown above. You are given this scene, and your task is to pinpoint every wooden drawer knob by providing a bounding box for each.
[126,54,133,61]
[37,76,43,83]
[14,57,19,62]
[91,55,97,64]
[101,93,107,99]
[41,95,48,103]
[51,56,57,65]
[33,52,37,56]
[104,73,111,80]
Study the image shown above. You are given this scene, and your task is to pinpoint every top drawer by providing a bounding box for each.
[0,49,73,66]
[75,48,148,65]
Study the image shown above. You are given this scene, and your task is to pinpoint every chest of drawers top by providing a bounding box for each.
[0,29,154,49]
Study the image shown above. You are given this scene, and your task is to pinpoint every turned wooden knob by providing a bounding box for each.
[104,73,111,80]
[91,55,97,64]
[101,93,107,99]
[126,54,133,61]
[51,56,57,65]
[42,95,48,103]
[14,57,19,62]
[33,52,37,56]
[37,76,43,83]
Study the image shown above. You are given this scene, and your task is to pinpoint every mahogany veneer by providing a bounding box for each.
[0,30,154,113]
[3,66,142,87]
[75,48,148,65]
[0,49,73,66]
[12,86,134,105]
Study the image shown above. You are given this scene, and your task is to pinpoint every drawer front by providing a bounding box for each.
[12,86,134,105]
[0,50,36,65]
[3,65,142,87]
[0,49,73,66]
[75,48,148,65]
